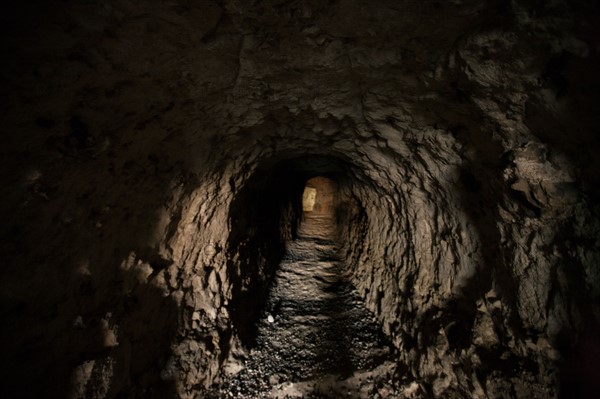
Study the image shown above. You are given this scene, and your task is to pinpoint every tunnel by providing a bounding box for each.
[1,1,600,398]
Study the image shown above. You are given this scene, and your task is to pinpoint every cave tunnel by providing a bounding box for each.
[1,1,600,399]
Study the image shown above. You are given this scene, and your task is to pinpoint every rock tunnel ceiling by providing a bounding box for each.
[1,0,599,398]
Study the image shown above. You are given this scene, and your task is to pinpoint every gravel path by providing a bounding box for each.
[204,216,404,398]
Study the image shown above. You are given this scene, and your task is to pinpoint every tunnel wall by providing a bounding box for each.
[1,1,599,398]
[333,128,600,397]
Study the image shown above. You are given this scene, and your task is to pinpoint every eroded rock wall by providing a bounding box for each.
[1,0,599,398]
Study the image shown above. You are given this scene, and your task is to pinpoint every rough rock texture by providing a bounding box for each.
[204,213,403,398]
[1,1,599,398]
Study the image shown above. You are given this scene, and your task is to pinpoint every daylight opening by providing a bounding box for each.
[302,187,317,212]
[302,176,337,217]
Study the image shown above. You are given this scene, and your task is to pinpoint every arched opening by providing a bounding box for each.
[225,156,360,348]
[302,176,337,216]
[217,155,397,396]
[300,176,338,240]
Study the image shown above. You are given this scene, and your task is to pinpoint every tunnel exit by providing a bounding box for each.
[301,176,337,216]
[299,176,338,239]
[302,186,317,212]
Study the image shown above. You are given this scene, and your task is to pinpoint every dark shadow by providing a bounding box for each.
[1,198,183,399]
[1,207,183,399]
[556,320,600,399]
[74,272,180,399]
[1,49,187,398]
[112,266,180,399]
[225,165,299,348]
[0,1,192,395]
[551,227,600,399]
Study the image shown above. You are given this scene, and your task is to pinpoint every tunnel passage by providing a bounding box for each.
[213,156,401,397]
[302,176,337,216]
[210,133,593,399]
[224,155,368,350]
[3,1,600,397]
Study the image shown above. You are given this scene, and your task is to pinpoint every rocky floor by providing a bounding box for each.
[203,215,409,398]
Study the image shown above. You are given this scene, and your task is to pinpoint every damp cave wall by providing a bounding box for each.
[1,1,600,398]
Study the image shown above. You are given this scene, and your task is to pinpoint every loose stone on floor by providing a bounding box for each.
[203,215,408,398]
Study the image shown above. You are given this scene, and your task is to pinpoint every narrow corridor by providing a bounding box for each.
[205,213,403,398]
[4,3,599,397]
